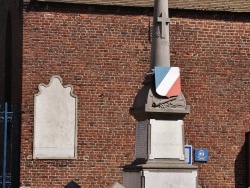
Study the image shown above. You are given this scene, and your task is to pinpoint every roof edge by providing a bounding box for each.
[23,0,250,13]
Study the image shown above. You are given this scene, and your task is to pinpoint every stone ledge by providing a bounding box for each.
[124,159,198,171]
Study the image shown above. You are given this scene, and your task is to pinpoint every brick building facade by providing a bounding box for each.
[0,0,250,187]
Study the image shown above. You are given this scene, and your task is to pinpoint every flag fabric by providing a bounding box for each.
[155,66,181,98]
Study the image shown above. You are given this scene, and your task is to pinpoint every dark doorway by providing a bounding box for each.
[0,9,22,188]
[5,12,12,106]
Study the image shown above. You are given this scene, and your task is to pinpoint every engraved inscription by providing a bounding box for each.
[34,76,77,159]
[153,142,180,147]
[135,120,148,159]
[150,120,184,159]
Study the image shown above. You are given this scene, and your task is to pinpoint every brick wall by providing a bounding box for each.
[170,11,250,188]
[22,4,151,188]
[22,3,250,188]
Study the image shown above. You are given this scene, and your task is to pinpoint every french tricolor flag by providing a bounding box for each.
[155,67,181,98]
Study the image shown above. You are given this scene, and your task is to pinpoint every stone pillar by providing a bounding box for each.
[150,0,170,68]
[123,0,199,187]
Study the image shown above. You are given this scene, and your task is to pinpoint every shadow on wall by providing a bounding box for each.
[235,135,247,188]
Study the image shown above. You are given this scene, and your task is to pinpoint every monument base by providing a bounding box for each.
[123,160,199,188]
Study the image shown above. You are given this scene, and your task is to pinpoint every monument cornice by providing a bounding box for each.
[130,105,190,121]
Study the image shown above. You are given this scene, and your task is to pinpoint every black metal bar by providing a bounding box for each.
[0,102,13,188]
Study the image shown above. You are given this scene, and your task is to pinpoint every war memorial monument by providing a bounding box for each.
[123,0,199,187]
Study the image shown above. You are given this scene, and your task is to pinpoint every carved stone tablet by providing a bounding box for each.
[33,76,77,159]
[149,119,184,159]
[135,120,148,159]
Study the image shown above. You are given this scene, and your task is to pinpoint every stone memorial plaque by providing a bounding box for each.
[33,76,77,159]
[135,120,148,159]
[144,170,197,188]
[149,119,184,159]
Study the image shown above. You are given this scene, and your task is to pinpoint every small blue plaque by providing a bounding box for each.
[185,145,192,165]
[194,148,209,162]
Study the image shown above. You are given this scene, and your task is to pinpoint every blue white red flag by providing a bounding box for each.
[155,67,181,98]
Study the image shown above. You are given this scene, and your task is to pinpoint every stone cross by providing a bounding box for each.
[157,12,170,39]
[150,0,170,68]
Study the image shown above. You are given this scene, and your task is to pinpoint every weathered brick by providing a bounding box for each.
[21,4,250,188]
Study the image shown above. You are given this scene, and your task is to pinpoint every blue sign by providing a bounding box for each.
[195,148,209,162]
[185,145,192,165]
